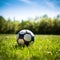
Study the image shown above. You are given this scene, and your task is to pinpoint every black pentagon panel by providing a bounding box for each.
[24,41,30,46]
[26,30,34,37]
[19,34,24,39]
[31,36,34,41]
[25,30,33,37]
[24,31,30,35]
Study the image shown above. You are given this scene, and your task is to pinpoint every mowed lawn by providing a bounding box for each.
[0,34,60,60]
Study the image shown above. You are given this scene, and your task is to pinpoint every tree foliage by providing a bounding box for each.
[0,15,60,34]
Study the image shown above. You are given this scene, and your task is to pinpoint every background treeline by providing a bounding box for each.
[0,15,60,34]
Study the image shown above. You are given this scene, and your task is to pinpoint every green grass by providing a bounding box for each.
[0,34,60,60]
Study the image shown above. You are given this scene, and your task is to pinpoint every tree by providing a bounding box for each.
[0,16,6,33]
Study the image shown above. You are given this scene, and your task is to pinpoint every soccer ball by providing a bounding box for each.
[17,29,34,46]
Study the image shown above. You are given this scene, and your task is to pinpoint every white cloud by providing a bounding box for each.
[20,0,38,6]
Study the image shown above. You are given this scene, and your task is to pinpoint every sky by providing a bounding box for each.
[0,0,60,20]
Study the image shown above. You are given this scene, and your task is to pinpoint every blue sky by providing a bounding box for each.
[0,0,60,20]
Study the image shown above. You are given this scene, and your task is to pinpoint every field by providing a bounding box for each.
[0,34,60,60]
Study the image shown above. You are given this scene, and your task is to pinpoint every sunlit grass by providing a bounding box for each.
[0,34,60,60]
